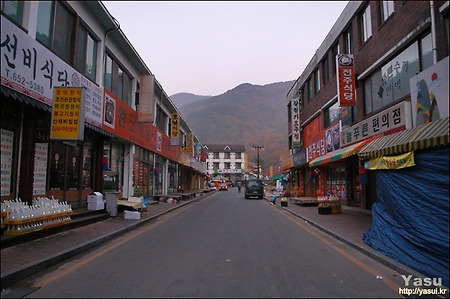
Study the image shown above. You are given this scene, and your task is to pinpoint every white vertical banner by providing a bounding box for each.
[1,129,13,196]
[33,143,48,195]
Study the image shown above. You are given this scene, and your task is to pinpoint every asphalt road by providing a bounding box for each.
[19,189,405,298]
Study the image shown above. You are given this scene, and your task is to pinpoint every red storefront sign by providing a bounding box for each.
[336,54,356,106]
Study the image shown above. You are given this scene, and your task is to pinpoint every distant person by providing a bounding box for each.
[269,193,277,205]
[237,182,242,193]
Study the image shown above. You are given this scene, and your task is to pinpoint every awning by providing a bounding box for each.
[85,122,115,138]
[359,117,449,159]
[1,86,51,112]
[272,173,285,181]
[309,137,376,167]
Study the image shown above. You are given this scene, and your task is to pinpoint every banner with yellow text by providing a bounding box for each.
[171,113,180,145]
[51,87,85,140]
[365,151,415,170]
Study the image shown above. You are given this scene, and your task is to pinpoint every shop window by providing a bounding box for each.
[326,166,346,200]
[36,1,74,63]
[66,146,81,190]
[48,142,86,191]
[75,22,98,82]
[49,143,65,190]
[103,142,124,192]
[364,37,430,115]
[82,143,93,190]
[133,146,154,196]
[167,161,176,193]
[1,0,23,25]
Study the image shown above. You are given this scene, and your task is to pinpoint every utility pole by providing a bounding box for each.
[252,145,264,179]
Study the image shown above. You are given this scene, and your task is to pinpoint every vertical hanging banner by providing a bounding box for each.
[186,132,194,154]
[336,54,356,106]
[171,113,180,145]
[139,74,155,122]
[291,98,301,149]
[1,129,13,196]
[50,87,85,140]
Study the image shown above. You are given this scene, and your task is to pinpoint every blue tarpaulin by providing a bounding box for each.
[363,147,449,287]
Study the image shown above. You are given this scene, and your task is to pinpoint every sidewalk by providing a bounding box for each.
[1,191,424,290]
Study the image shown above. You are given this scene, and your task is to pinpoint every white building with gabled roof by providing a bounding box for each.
[202,144,247,183]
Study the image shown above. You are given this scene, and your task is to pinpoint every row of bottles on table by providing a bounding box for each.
[1,197,73,235]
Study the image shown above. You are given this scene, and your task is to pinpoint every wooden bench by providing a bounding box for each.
[290,197,319,206]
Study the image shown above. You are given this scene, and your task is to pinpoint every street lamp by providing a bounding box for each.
[252,145,264,178]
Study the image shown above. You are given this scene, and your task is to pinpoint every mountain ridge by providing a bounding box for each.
[171,80,295,175]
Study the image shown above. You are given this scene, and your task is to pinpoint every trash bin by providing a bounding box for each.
[105,191,119,217]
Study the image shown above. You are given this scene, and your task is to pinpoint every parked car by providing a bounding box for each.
[219,182,229,191]
[208,182,217,191]
[244,179,264,199]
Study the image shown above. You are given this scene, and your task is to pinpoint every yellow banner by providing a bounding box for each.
[170,113,179,145]
[365,151,415,170]
[50,87,85,140]
[186,132,194,154]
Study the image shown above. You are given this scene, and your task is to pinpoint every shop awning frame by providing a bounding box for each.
[1,86,51,112]
[359,117,449,160]
[85,122,115,138]
[309,137,377,167]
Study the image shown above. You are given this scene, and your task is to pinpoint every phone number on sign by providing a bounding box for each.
[4,69,45,94]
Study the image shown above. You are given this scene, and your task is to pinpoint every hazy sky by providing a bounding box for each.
[102,1,349,96]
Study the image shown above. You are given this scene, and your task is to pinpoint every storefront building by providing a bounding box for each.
[1,1,206,209]
[285,1,449,210]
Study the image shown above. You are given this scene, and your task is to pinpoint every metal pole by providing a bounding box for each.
[257,147,260,178]
[252,145,264,179]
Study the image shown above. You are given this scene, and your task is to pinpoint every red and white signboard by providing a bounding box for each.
[336,54,356,106]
